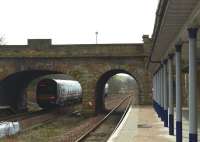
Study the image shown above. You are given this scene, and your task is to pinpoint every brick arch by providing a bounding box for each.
[0,61,94,112]
[0,57,151,114]
[0,66,91,112]
[94,67,145,113]
[0,69,63,111]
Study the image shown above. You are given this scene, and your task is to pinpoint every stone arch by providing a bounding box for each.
[0,61,97,112]
[0,58,151,114]
[95,68,144,113]
[0,70,63,111]
[0,65,91,112]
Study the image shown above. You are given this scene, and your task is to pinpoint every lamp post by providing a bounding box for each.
[95,31,98,44]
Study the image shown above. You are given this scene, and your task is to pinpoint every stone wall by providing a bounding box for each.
[0,39,152,114]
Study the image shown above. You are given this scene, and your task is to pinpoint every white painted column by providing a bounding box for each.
[156,71,160,117]
[155,73,158,114]
[163,59,168,127]
[155,73,158,113]
[161,64,164,121]
[158,68,161,117]
[153,75,156,111]
[188,27,198,142]
[156,70,161,117]
[175,43,182,142]
[168,54,174,135]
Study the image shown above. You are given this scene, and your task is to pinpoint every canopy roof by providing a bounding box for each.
[149,0,199,73]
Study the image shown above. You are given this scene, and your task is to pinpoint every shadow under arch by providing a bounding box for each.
[95,69,141,114]
[0,70,62,111]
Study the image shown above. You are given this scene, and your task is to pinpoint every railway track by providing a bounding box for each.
[105,95,130,110]
[0,109,51,122]
[0,108,63,140]
[54,95,133,142]
[1,95,132,141]
[21,112,59,132]
[19,108,61,130]
[1,104,83,141]
[76,95,133,142]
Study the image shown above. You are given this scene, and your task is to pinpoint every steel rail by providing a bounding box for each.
[109,95,133,136]
[0,112,28,121]
[0,109,51,122]
[75,95,132,142]
[21,116,57,132]
[0,107,62,123]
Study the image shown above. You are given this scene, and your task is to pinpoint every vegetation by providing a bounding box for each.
[0,36,5,45]
[0,115,86,142]
[107,74,138,95]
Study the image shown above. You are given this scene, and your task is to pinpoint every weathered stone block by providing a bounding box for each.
[28,39,52,48]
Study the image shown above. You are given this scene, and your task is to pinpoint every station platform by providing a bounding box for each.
[108,105,175,142]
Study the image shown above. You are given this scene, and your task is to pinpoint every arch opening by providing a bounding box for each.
[0,70,62,112]
[26,74,82,111]
[95,69,140,113]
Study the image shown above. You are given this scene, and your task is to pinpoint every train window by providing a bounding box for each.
[37,80,57,107]
[37,82,56,94]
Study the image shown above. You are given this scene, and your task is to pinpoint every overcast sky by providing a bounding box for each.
[0,0,159,44]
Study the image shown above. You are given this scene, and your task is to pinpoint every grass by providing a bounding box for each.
[0,114,86,142]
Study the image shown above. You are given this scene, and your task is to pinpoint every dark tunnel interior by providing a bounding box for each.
[0,70,61,111]
[95,69,138,114]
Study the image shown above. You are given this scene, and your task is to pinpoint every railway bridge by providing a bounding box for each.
[0,38,152,113]
[1,0,200,141]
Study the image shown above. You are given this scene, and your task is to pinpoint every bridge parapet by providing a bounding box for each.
[0,39,145,58]
[0,39,151,114]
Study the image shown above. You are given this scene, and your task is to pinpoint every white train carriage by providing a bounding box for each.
[36,79,82,108]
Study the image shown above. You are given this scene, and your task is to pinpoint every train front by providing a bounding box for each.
[36,79,58,109]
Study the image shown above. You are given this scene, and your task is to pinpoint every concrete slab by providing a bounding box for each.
[107,106,138,142]
[108,105,176,142]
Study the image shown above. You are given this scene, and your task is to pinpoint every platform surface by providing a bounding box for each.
[108,105,175,142]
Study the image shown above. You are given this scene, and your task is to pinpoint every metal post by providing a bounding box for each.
[164,59,168,127]
[156,72,159,116]
[95,31,98,44]
[155,74,158,114]
[175,43,182,142]
[153,75,156,111]
[158,69,161,118]
[161,64,164,121]
[188,27,198,142]
[168,54,174,135]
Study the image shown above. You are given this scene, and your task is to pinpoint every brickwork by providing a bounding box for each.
[0,39,152,114]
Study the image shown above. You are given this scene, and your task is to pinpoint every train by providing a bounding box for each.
[36,79,82,108]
